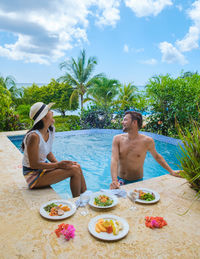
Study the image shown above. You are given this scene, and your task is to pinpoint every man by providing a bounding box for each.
[110,111,181,189]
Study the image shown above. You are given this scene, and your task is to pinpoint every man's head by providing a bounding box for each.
[122,111,143,132]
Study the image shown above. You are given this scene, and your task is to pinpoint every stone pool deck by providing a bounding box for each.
[0,130,200,259]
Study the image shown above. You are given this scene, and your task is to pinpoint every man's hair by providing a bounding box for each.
[125,111,143,129]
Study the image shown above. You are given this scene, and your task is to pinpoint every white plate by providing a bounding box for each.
[88,214,129,241]
[88,192,118,209]
[40,199,76,220]
[128,188,160,204]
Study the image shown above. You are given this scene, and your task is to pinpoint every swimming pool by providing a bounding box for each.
[9,129,182,199]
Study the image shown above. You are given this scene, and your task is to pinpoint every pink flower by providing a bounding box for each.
[61,225,75,240]
[151,220,159,228]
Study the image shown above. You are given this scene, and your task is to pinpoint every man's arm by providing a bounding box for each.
[110,136,120,189]
[148,138,181,177]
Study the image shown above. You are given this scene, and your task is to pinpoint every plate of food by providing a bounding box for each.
[88,192,118,209]
[88,214,129,241]
[128,188,160,204]
[40,199,76,220]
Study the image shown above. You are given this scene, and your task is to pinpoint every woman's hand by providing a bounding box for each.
[57,160,78,169]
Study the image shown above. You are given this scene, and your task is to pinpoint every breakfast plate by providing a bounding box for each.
[128,188,160,204]
[88,192,118,209]
[40,199,76,220]
[88,214,129,241]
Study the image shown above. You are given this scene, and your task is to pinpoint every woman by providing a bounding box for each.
[22,102,87,197]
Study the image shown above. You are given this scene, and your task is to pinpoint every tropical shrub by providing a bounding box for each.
[145,73,200,137]
[15,104,32,129]
[19,80,79,116]
[0,111,24,131]
[0,85,22,131]
[54,115,81,131]
[80,105,121,129]
[177,119,200,198]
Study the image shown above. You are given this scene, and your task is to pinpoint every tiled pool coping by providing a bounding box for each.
[8,128,183,147]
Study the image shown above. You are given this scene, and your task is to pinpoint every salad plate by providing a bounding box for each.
[88,192,118,209]
[88,214,129,241]
[128,188,160,204]
[40,199,76,220]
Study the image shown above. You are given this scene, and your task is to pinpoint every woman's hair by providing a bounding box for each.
[21,120,53,151]
[125,111,143,129]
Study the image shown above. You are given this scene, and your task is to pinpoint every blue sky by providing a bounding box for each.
[0,0,200,86]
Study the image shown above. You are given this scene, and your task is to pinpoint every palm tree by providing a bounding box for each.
[58,49,103,110]
[84,77,120,109]
[115,83,137,110]
[0,75,15,89]
[0,75,20,100]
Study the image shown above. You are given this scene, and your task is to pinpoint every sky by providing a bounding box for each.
[0,0,200,86]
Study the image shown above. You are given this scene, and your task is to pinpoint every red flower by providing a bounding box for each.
[145,216,167,229]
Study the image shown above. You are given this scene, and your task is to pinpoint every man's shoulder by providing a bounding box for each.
[114,133,127,139]
[139,133,154,143]
[113,133,127,142]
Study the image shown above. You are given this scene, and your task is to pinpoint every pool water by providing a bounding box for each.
[9,130,181,199]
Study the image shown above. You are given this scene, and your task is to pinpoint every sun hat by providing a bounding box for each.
[29,102,55,126]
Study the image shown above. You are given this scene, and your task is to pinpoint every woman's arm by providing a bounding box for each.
[47,152,58,163]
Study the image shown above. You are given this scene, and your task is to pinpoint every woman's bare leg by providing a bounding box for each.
[79,167,87,193]
[34,166,82,197]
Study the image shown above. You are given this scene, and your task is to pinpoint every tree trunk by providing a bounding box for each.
[61,110,65,116]
[81,95,83,110]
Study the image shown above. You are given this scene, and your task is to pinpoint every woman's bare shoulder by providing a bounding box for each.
[26,132,40,145]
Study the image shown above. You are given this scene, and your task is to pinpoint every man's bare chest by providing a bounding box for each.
[119,140,147,158]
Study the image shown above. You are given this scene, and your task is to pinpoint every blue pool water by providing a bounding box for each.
[9,129,181,199]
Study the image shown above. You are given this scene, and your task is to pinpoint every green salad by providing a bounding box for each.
[44,203,57,212]
[94,195,113,207]
[140,192,155,201]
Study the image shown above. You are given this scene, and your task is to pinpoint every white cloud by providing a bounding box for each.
[159,41,187,65]
[176,4,183,12]
[176,26,199,52]
[135,48,144,53]
[176,0,200,52]
[124,0,172,17]
[0,0,121,64]
[95,0,121,27]
[123,44,129,52]
[159,1,200,65]
[141,58,157,65]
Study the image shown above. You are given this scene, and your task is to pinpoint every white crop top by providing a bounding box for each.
[22,127,55,168]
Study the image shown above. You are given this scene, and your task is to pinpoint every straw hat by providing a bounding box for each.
[29,102,55,126]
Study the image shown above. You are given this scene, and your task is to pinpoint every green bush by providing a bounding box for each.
[177,118,200,198]
[145,74,200,137]
[0,111,24,131]
[80,105,121,129]
[54,115,81,131]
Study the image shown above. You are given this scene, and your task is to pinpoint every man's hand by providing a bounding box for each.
[170,170,182,178]
[110,180,120,189]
